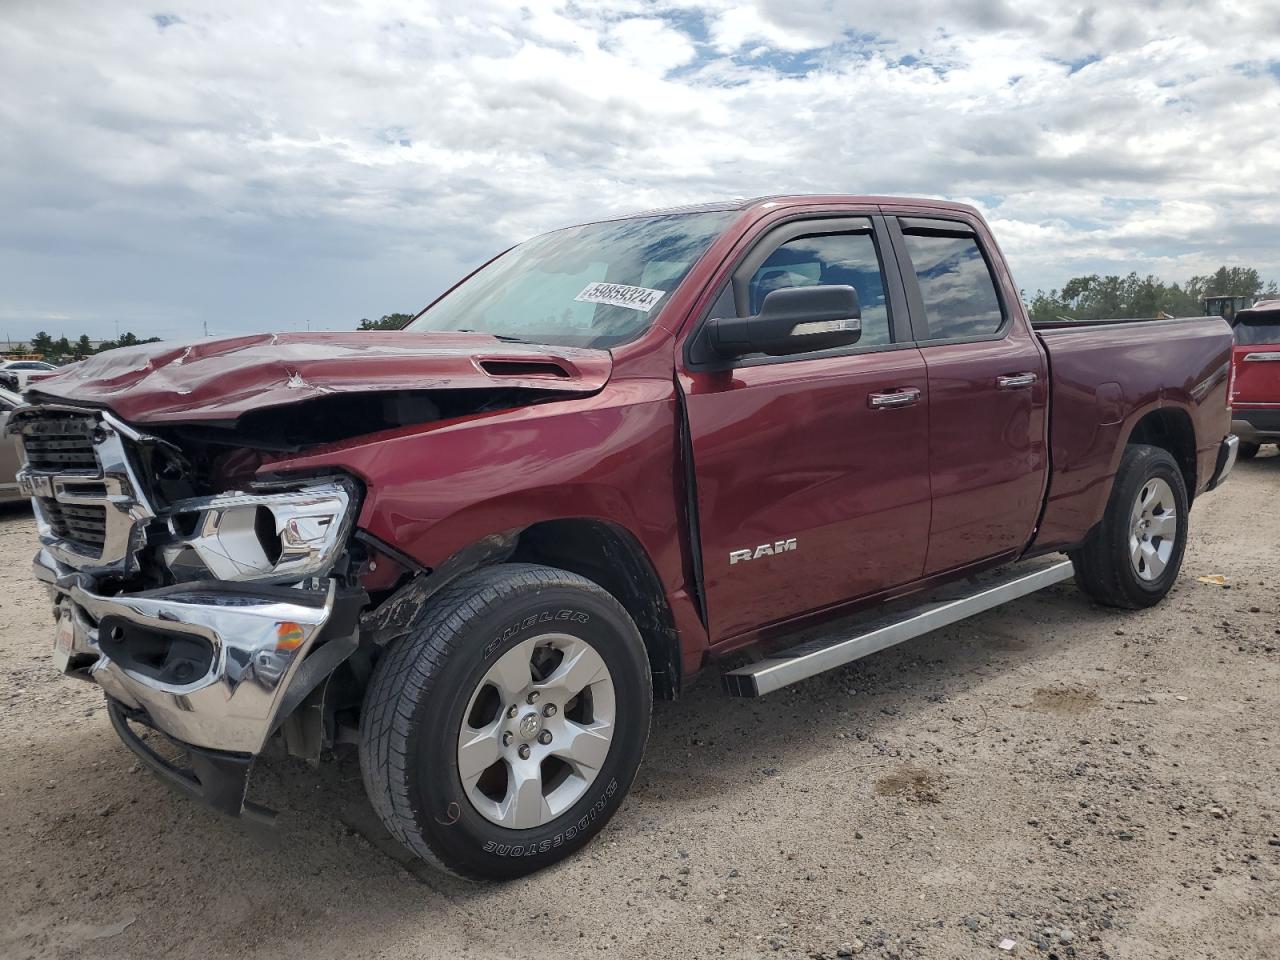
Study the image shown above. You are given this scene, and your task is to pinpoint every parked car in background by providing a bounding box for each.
[0,387,28,501]
[1230,299,1280,459]
[0,360,58,392]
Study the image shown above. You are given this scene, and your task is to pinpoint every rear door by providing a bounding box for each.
[679,214,932,642]
[887,213,1049,575]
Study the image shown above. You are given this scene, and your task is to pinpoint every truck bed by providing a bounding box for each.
[1031,315,1234,551]
[1030,315,1189,330]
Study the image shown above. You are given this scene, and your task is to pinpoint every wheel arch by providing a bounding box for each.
[1123,406,1197,501]
[362,518,685,701]
[509,518,682,700]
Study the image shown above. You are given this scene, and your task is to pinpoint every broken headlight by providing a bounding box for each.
[159,478,356,584]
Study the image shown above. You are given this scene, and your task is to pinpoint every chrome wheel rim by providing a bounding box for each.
[457,633,615,830]
[1129,477,1177,581]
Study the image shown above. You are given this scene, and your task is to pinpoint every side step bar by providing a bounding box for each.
[723,558,1076,697]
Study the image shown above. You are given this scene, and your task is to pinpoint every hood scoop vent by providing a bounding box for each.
[477,358,571,379]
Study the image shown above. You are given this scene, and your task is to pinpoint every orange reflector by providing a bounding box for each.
[276,622,306,651]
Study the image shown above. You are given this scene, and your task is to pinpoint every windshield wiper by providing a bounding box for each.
[454,329,533,344]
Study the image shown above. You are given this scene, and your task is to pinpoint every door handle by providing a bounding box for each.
[996,372,1037,390]
[868,387,922,410]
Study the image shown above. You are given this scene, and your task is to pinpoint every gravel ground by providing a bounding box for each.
[2,453,1278,960]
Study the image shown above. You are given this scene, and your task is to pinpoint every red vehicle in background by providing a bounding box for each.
[1230,299,1280,458]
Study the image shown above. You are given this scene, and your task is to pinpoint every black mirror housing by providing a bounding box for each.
[708,285,862,358]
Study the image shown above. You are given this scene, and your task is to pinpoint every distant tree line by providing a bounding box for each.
[358,313,414,330]
[5,330,162,362]
[1026,265,1278,323]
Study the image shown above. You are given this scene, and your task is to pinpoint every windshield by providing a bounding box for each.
[407,211,735,348]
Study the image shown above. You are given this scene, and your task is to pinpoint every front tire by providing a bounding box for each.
[1237,441,1260,460]
[1070,444,1189,609]
[359,563,652,879]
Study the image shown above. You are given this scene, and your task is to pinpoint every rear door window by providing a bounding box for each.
[899,220,1005,341]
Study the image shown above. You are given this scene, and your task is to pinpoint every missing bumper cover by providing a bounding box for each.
[107,699,276,824]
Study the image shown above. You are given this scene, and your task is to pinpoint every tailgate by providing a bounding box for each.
[1231,313,1280,406]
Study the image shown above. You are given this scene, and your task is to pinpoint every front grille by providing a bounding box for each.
[16,405,155,573]
[20,416,98,471]
[39,498,107,555]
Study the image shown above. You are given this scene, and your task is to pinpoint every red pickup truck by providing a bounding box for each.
[15,196,1237,879]
[1230,299,1280,458]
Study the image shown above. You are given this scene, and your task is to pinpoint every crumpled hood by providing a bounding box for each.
[27,331,613,424]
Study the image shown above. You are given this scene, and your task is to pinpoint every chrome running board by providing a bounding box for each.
[722,558,1076,697]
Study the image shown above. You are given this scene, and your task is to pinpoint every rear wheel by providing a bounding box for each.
[1071,444,1188,609]
[359,563,651,879]
[1238,441,1261,460]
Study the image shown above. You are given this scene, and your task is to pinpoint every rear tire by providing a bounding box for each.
[1070,444,1188,609]
[359,563,651,879]
[1238,441,1260,460]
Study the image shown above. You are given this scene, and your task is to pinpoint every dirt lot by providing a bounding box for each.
[2,454,1278,960]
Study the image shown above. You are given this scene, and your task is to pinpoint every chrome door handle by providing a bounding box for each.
[868,387,922,410]
[996,372,1037,390]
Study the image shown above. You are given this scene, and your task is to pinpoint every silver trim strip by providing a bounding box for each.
[724,559,1076,697]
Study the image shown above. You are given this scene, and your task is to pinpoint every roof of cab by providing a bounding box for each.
[626,195,980,219]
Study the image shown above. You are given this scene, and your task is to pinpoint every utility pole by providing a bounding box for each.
[203,320,208,337]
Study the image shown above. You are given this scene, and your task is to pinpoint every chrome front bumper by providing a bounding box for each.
[35,547,338,755]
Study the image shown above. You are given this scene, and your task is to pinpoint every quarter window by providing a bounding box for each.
[900,224,1004,340]
[746,232,892,347]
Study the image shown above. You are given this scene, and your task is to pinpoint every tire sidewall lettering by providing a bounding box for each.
[482,608,590,661]
[481,778,619,858]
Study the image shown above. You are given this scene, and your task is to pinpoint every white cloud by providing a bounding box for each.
[0,0,1277,339]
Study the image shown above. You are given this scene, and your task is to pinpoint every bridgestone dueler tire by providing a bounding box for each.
[358,563,652,880]
[1070,444,1189,610]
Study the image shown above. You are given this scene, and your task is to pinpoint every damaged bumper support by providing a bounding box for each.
[35,549,361,819]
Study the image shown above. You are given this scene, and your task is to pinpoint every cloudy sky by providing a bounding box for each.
[1,1,1278,342]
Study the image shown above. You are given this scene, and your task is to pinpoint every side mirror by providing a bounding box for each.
[707,285,862,358]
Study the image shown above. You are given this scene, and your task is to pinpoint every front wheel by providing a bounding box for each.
[359,563,652,879]
[1070,443,1189,609]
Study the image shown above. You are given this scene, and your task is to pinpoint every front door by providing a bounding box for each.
[679,215,932,642]
[887,214,1049,575]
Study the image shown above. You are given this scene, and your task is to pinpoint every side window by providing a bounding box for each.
[899,223,1004,340]
[746,232,892,347]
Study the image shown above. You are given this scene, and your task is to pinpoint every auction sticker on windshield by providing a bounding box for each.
[575,282,665,312]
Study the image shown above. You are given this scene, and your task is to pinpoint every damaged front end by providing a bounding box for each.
[13,404,370,820]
